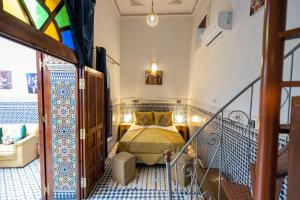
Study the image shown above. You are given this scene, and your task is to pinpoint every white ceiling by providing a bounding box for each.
[114,0,199,16]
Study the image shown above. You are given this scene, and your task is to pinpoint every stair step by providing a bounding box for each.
[280,81,300,87]
[279,124,290,133]
[279,27,300,40]
[221,181,252,200]
[222,146,288,200]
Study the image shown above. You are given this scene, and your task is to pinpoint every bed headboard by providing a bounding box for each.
[119,99,188,123]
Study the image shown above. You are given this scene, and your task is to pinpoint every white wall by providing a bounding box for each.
[120,16,193,99]
[94,0,121,150]
[94,0,121,100]
[0,37,37,102]
[188,0,300,119]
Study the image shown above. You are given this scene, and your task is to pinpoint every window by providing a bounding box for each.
[2,0,75,50]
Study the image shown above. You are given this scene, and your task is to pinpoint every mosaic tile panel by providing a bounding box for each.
[50,70,77,199]
[0,102,38,124]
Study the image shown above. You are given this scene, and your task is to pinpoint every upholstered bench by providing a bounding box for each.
[112,152,136,186]
[171,153,194,187]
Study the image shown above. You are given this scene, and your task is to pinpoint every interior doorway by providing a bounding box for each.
[0,36,82,200]
[0,37,42,199]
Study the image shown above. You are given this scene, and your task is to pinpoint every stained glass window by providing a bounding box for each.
[55,6,71,28]
[3,0,29,24]
[2,0,76,50]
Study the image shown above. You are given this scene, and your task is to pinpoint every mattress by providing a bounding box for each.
[117,124,185,165]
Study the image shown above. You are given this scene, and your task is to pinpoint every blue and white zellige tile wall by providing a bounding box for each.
[0,102,38,124]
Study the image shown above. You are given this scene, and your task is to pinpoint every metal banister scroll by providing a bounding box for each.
[170,77,261,167]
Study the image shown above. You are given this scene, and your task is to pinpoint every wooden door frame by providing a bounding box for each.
[36,52,47,200]
[79,67,85,199]
[0,6,78,64]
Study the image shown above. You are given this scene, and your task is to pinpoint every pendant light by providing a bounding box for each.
[146,0,159,27]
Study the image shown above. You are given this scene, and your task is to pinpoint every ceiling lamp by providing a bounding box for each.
[146,0,159,27]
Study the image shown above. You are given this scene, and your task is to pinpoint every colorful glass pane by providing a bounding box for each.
[62,30,75,50]
[45,0,61,12]
[3,0,30,24]
[44,22,60,41]
[54,5,71,28]
[22,0,49,29]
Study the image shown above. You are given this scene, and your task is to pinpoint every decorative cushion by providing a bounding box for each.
[154,112,173,126]
[0,127,2,143]
[14,125,26,143]
[135,112,154,126]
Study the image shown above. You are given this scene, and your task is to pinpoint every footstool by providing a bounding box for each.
[171,153,194,187]
[112,152,136,185]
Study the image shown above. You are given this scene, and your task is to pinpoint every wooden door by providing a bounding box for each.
[41,54,80,199]
[81,67,105,199]
[288,96,300,200]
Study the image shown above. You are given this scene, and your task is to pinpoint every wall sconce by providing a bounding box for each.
[191,115,206,125]
[123,113,132,123]
[174,114,184,124]
[151,62,158,73]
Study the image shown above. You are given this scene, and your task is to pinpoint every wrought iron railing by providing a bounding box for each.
[165,43,300,200]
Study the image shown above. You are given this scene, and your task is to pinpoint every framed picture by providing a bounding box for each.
[145,70,163,85]
[250,0,264,16]
[26,73,38,94]
[0,70,12,89]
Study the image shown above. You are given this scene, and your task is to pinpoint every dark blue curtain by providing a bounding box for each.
[64,0,95,67]
[96,47,109,157]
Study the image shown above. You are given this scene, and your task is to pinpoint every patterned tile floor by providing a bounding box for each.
[0,158,41,200]
[89,144,189,200]
[89,158,189,200]
[0,146,190,200]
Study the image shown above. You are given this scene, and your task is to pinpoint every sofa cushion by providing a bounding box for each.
[14,125,27,143]
[0,144,16,160]
[0,144,14,152]
[0,124,39,138]
[0,127,2,143]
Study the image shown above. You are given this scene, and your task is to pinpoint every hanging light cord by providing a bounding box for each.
[151,0,154,13]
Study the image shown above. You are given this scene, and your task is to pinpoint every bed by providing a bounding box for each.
[117,123,185,165]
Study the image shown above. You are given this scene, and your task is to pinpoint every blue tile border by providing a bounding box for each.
[0,102,38,124]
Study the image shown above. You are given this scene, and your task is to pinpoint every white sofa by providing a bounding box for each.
[0,124,38,168]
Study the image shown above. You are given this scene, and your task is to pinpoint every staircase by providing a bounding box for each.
[164,1,300,197]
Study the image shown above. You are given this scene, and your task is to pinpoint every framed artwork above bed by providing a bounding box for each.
[145,70,163,85]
